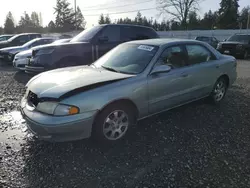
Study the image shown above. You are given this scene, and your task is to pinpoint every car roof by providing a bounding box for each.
[15,33,41,36]
[100,24,155,30]
[234,34,250,36]
[196,36,211,38]
[126,38,201,46]
[0,34,13,37]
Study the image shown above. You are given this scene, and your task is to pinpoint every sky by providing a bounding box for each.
[0,0,249,28]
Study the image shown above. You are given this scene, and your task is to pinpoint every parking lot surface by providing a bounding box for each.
[0,60,250,188]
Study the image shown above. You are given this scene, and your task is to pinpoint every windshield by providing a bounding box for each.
[7,35,19,42]
[227,35,250,42]
[22,38,39,47]
[70,26,103,42]
[94,43,159,74]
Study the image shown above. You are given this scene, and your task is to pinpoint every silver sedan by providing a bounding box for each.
[20,39,237,143]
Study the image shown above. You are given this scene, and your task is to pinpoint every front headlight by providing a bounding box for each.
[217,43,222,49]
[36,48,55,56]
[36,101,79,116]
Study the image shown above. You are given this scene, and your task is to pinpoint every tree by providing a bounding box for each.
[48,20,56,32]
[17,12,33,32]
[239,6,250,29]
[98,14,105,24]
[135,11,143,25]
[31,12,40,27]
[201,10,218,29]
[188,11,200,29]
[104,14,111,24]
[218,0,239,29]
[54,0,75,32]
[75,6,86,30]
[4,12,15,34]
[156,0,203,29]
[0,27,3,34]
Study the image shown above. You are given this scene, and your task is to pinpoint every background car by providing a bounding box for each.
[13,38,71,70]
[0,34,14,42]
[0,33,41,50]
[21,39,237,143]
[25,24,159,74]
[194,36,219,48]
[0,37,55,63]
[217,34,250,59]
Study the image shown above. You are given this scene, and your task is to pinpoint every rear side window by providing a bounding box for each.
[186,44,215,65]
[30,34,41,40]
[121,26,158,42]
[196,37,210,42]
[99,26,120,42]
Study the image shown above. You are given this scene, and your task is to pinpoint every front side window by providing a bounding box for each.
[94,43,159,74]
[157,45,187,69]
[15,35,29,43]
[186,44,214,65]
[99,26,120,42]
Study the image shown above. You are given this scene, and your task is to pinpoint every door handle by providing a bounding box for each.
[216,64,220,68]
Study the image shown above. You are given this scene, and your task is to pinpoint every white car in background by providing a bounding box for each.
[13,38,71,70]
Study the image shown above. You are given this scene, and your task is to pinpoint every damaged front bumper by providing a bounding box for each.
[20,97,97,142]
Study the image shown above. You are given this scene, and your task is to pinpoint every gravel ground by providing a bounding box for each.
[0,60,250,188]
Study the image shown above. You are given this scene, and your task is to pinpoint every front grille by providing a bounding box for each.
[27,91,39,106]
[17,64,25,68]
[222,44,237,50]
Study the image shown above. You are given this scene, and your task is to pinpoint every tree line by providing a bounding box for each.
[0,0,249,35]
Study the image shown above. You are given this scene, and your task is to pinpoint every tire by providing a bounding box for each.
[92,103,137,144]
[243,50,249,60]
[209,77,228,104]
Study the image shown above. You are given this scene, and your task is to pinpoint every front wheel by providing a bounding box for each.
[210,77,228,104]
[92,103,136,143]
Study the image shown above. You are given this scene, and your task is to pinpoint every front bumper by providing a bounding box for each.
[20,98,97,142]
[0,52,12,62]
[13,58,29,70]
[217,48,245,57]
[25,65,45,74]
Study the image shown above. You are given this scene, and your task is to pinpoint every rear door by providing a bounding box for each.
[94,25,121,60]
[183,44,221,98]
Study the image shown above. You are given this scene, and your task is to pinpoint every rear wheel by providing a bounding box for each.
[92,103,137,143]
[243,50,249,60]
[210,77,228,104]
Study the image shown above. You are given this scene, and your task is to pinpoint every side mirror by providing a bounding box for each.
[223,39,227,41]
[151,65,171,75]
[98,36,109,43]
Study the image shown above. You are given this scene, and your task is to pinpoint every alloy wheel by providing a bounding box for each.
[213,80,226,102]
[103,110,129,140]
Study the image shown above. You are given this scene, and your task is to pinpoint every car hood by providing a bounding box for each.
[33,41,88,51]
[27,66,135,99]
[15,49,32,58]
[0,40,9,48]
[0,46,26,54]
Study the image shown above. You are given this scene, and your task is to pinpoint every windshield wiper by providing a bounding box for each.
[101,65,120,73]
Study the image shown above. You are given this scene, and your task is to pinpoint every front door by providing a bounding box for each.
[147,45,194,114]
[93,25,121,61]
